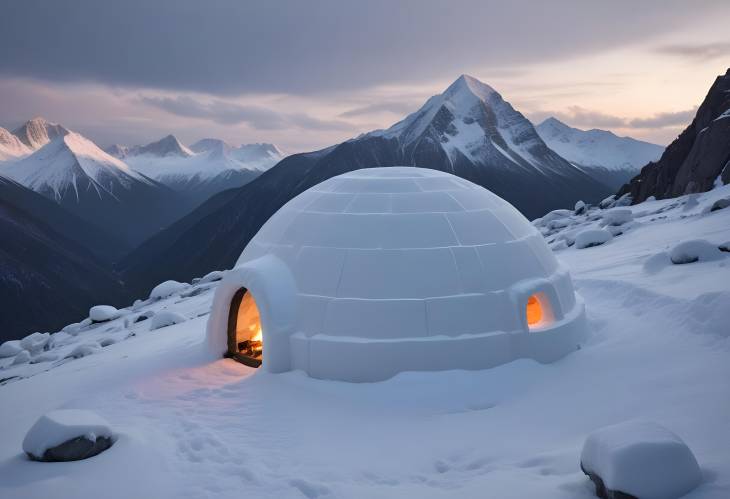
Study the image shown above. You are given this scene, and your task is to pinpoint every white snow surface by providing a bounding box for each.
[22,409,113,458]
[581,420,701,499]
[1,184,730,498]
[89,305,122,322]
[149,280,188,300]
[536,117,663,172]
[1,132,153,199]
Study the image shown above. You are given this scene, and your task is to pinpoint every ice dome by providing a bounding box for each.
[207,167,586,382]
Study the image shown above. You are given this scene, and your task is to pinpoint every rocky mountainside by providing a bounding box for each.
[0,127,31,161]
[2,132,191,245]
[12,117,69,150]
[119,75,612,295]
[0,175,129,342]
[619,69,730,202]
[536,117,664,189]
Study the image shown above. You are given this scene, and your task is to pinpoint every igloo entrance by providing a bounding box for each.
[226,288,263,367]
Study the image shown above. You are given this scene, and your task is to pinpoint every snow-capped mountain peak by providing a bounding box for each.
[104,144,130,159]
[189,138,233,156]
[535,117,664,189]
[133,134,193,158]
[3,131,152,200]
[0,126,32,161]
[12,117,70,150]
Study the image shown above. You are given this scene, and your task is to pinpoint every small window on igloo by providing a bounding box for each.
[526,292,554,330]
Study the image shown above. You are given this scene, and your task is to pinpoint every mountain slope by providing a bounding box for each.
[120,75,611,294]
[123,137,282,203]
[536,117,664,189]
[12,117,69,150]
[619,68,730,202]
[0,176,129,343]
[2,132,193,245]
[0,127,31,161]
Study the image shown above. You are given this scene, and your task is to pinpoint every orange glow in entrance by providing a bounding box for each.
[526,294,543,326]
[236,291,263,359]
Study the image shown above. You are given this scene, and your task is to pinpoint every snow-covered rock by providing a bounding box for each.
[574,200,586,215]
[149,311,186,330]
[669,239,725,264]
[614,193,633,207]
[89,305,121,322]
[0,340,23,358]
[20,332,51,354]
[22,409,114,462]
[710,197,730,212]
[197,270,225,284]
[66,343,102,359]
[599,195,617,209]
[12,350,31,365]
[574,229,613,249]
[602,208,633,226]
[581,421,701,499]
[149,280,187,300]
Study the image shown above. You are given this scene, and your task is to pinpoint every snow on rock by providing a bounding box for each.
[196,270,225,284]
[149,311,186,330]
[22,409,114,462]
[0,340,23,358]
[574,200,586,215]
[20,332,51,354]
[574,229,613,249]
[149,280,187,300]
[11,350,31,365]
[614,193,632,207]
[710,197,730,212]
[669,239,725,265]
[580,421,701,499]
[601,208,633,226]
[66,343,102,359]
[89,305,121,323]
[599,195,617,209]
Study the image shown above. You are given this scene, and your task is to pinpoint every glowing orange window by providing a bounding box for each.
[527,291,557,331]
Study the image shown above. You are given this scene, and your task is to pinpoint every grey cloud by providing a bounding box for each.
[655,42,730,61]
[141,95,354,132]
[0,0,723,95]
[628,109,697,128]
[339,102,421,118]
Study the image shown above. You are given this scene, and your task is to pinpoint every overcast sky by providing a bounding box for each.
[1,0,729,152]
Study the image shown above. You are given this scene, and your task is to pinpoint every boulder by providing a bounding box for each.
[149,280,187,300]
[602,208,633,226]
[149,311,186,330]
[575,229,613,249]
[0,340,23,358]
[89,305,121,323]
[581,421,701,499]
[669,239,725,264]
[23,409,114,462]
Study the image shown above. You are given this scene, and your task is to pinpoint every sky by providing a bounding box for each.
[1,0,729,153]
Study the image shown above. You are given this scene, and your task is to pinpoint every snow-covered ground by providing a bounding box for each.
[1,186,729,499]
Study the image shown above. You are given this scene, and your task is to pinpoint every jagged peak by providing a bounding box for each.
[444,74,497,103]
[12,117,70,149]
[135,134,193,157]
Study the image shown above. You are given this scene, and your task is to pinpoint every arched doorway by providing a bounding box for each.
[226,288,263,367]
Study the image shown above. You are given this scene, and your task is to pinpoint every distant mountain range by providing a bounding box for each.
[118,75,629,294]
[536,117,663,189]
[619,68,730,202]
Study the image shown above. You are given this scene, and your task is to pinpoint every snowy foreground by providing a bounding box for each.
[1,187,730,499]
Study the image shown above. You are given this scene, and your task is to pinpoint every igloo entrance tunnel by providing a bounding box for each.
[207,167,586,382]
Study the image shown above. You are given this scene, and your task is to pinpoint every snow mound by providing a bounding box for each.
[149,280,187,300]
[195,270,225,284]
[66,343,102,359]
[12,350,31,365]
[574,229,613,249]
[0,340,23,358]
[602,208,633,226]
[149,311,186,330]
[22,409,114,461]
[89,305,121,322]
[20,332,51,354]
[710,197,730,212]
[581,421,701,499]
[669,239,725,264]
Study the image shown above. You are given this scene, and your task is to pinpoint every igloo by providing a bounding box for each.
[207,167,586,382]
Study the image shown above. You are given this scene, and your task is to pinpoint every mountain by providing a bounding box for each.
[0,175,130,342]
[104,144,130,159]
[619,69,730,203]
[12,117,69,150]
[1,132,192,246]
[0,127,31,161]
[130,134,193,157]
[122,137,283,203]
[536,117,664,189]
[120,74,612,295]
